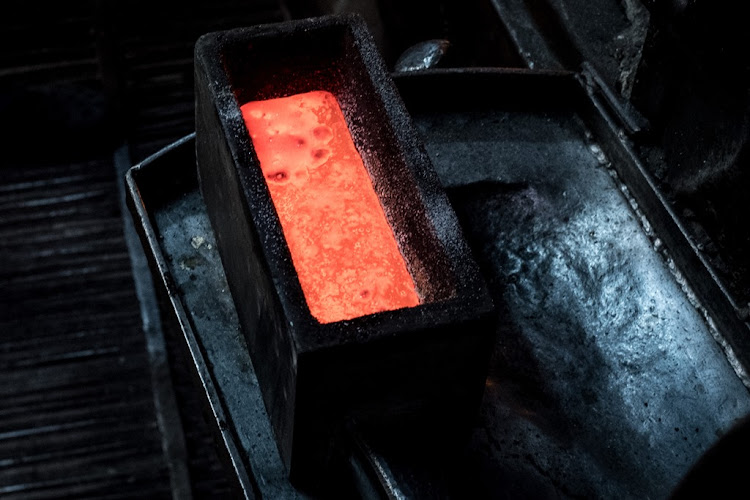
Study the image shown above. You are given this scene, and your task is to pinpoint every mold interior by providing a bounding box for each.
[241,90,420,323]
[222,22,456,310]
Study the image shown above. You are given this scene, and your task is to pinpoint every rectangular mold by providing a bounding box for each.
[194,15,495,485]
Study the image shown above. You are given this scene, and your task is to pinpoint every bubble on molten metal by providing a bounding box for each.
[241,90,420,323]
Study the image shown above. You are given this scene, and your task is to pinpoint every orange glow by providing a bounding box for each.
[241,90,420,323]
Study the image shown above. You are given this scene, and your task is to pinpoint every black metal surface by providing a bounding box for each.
[406,69,750,499]
[128,69,750,499]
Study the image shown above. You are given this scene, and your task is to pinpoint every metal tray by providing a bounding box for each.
[127,69,750,499]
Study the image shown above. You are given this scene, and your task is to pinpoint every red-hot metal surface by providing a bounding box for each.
[241,90,420,324]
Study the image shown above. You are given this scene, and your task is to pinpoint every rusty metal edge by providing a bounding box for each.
[124,134,260,500]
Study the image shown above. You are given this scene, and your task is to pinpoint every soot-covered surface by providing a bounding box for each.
[154,188,297,499]
[416,107,750,498]
[133,95,750,497]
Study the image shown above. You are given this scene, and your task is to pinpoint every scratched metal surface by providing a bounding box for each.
[132,78,750,498]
